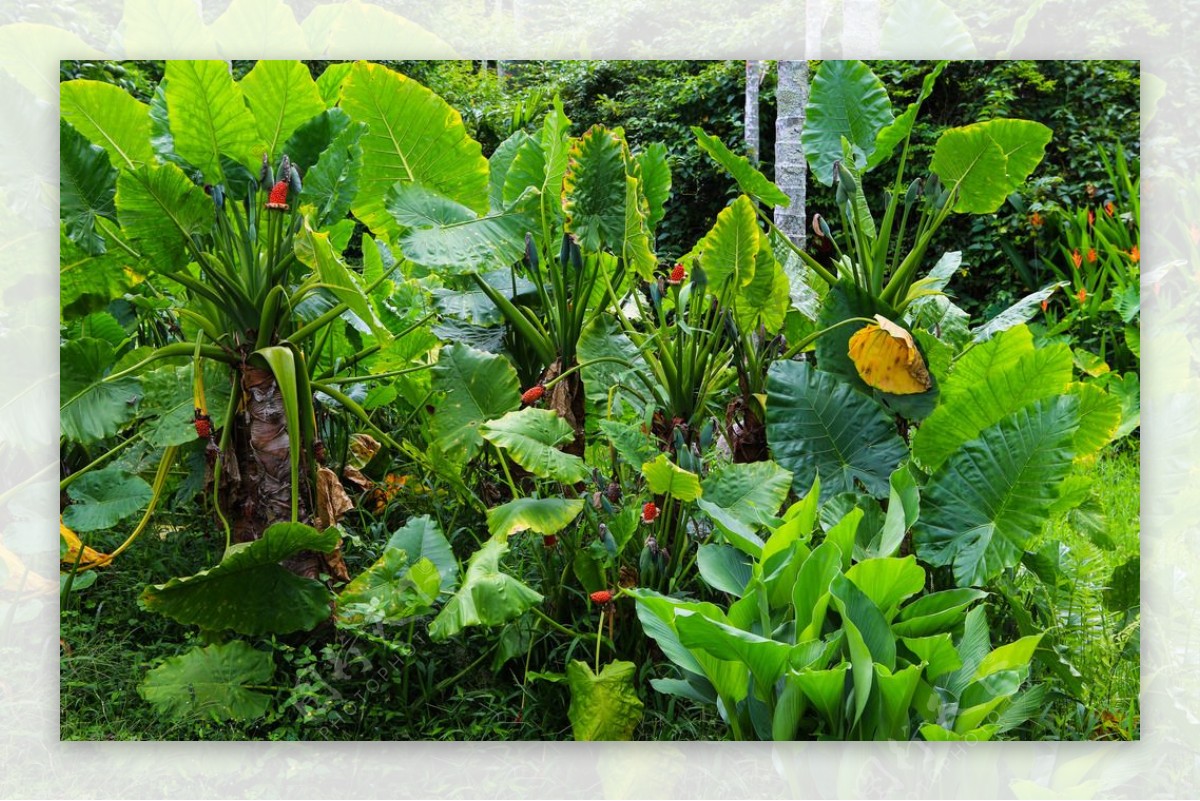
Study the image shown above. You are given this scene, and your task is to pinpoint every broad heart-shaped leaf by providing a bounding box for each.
[340,61,489,238]
[163,60,259,183]
[637,142,672,232]
[562,125,628,253]
[486,497,585,540]
[116,163,213,272]
[60,79,154,170]
[336,548,440,625]
[283,107,354,172]
[699,194,760,290]
[427,537,543,641]
[386,515,458,595]
[298,117,365,228]
[60,227,140,314]
[766,360,908,502]
[1071,382,1122,459]
[930,119,1052,214]
[139,641,274,722]
[503,98,571,223]
[60,120,117,256]
[940,325,1033,405]
[675,610,795,691]
[388,182,534,274]
[802,60,894,184]
[734,238,790,335]
[566,660,644,741]
[480,408,588,484]
[912,339,1074,472]
[696,460,793,556]
[489,130,528,210]
[139,522,339,635]
[914,396,1081,587]
[294,218,384,335]
[139,362,233,448]
[239,59,326,162]
[60,337,141,445]
[641,454,703,502]
[429,343,520,461]
[62,465,152,532]
[692,126,790,207]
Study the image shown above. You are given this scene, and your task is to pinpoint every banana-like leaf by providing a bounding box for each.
[163,60,259,183]
[914,396,1081,587]
[844,556,926,620]
[336,549,440,625]
[139,641,274,722]
[60,78,155,170]
[699,194,760,290]
[641,454,702,502]
[60,120,118,255]
[766,360,908,501]
[873,662,924,739]
[340,61,489,237]
[675,610,796,691]
[481,408,588,484]
[486,497,585,540]
[294,219,385,335]
[239,59,326,161]
[692,126,790,207]
[696,460,792,556]
[563,125,628,253]
[60,337,141,444]
[386,514,458,595]
[930,119,1052,214]
[429,343,520,462]
[504,99,571,226]
[892,588,986,638]
[140,522,339,635]
[566,660,644,741]
[62,465,153,532]
[791,664,850,728]
[802,60,894,184]
[427,538,542,641]
[793,541,843,642]
[115,162,213,272]
[696,543,753,597]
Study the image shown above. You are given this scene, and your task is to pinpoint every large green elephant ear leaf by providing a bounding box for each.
[766,360,908,502]
[386,514,458,595]
[60,79,155,170]
[503,97,571,225]
[139,362,233,448]
[562,124,628,253]
[802,60,894,184]
[429,343,520,461]
[698,194,760,291]
[914,396,1081,587]
[297,117,365,228]
[239,59,326,162]
[481,408,588,484]
[60,120,118,256]
[60,337,141,445]
[566,659,645,741]
[336,548,440,625]
[428,538,543,641]
[116,162,214,272]
[930,119,1052,214]
[637,141,672,232]
[139,641,274,722]
[487,497,585,540]
[340,61,489,238]
[693,126,790,207]
[62,464,152,532]
[696,460,793,557]
[163,60,260,184]
[139,522,340,635]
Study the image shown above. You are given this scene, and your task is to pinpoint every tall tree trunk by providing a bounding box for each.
[774,60,809,249]
[745,61,763,165]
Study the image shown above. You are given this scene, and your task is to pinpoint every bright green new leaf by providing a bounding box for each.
[641,454,702,502]
[386,515,458,595]
[315,62,352,106]
[116,163,214,271]
[974,634,1044,681]
[566,660,644,741]
[873,466,919,558]
[676,610,795,690]
[336,548,440,625]
[699,194,760,290]
[791,664,850,728]
[868,61,948,170]
[60,79,155,170]
[60,337,141,445]
[481,408,588,484]
[294,218,384,334]
[873,662,923,739]
[164,60,259,183]
[637,142,672,231]
[793,541,843,642]
[240,59,326,161]
[693,126,790,207]
[802,60,894,183]
[486,497,585,540]
[762,475,820,566]
[429,343,520,461]
[1070,382,1122,458]
[902,634,962,680]
[60,227,140,313]
[831,572,896,671]
[139,641,274,722]
[696,544,753,597]
[621,173,657,281]
[63,465,153,532]
[930,119,1052,214]
[844,557,926,620]
[428,538,543,641]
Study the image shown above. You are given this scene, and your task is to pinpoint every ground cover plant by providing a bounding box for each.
[59,59,1139,741]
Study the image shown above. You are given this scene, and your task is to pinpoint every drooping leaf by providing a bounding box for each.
[641,454,702,502]
[60,78,154,170]
[930,119,1052,214]
[60,337,141,445]
[914,396,1081,587]
[62,465,153,533]
[676,609,795,689]
[115,163,213,272]
[892,588,987,638]
[868,61,948,170]
[566,660,644,741]
[336,549,440,625]
[698,194,760,290]
[802,60,894,183]
[480,408,588,484]
[139,522,339,635]
[429,343,520,461]
[766,360,908,501]
[139,641,274,722]
[293,217,384,334]
[60,227,141,314]
[970,283,1065,342]
[386,514,458,595]
[734,239,790,335]
[486,497,585,540]
[693,126,790,207]
[163,60,259,183]
[60,120,118,255]
[428,537,543,641]
[239,59,326,162]
[340,60,489,237]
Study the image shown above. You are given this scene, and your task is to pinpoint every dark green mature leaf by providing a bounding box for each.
[116,163,213,272]
[697,544,753,597]
[696,460,792,555]
[240,59,326,161]
[802,60,894,183]
[481,408,588,484]
[563,125,628,253]
[60,226,140,314]
[60,120,118,255]
[766,360,908,501]
[486,497,585,540]
[567,660,644,741]
[340,61,489,237]
[299,118,365,228]
[60,337,140,444]
[931,119,1052,214]
[139,362,233,448]
[60,79,154,170]
[164,60,259,183]
[914,396,1081,587]
[386,515,458,595]
[389,182,534,273]
[62,465,152,532]
[283,107,353,172]
[693,126,790,207]
[139,641,274,722]
[428,538,543,641]
[429,343,520,461]
[140,522,339,635]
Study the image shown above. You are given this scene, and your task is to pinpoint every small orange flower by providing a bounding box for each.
[1129,245,1140,263]
[521,385,545,405]
[1029,211,1044,228]
[1041,298,1049,313]
[265,180,289,211]
[668,263,686,285]
[1071,249,1083,269]
[642,501,659,524]
[1087,248,1097,264]
[1105,201,1116,216]
[1088,208,1096,227]
[1077,287,1088,304]
[590,590,614,604]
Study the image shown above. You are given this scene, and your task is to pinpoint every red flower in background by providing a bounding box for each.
[1105,201,1116,216]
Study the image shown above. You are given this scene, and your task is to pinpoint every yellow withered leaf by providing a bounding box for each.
[59,521,113,570]
[847,315,932,395]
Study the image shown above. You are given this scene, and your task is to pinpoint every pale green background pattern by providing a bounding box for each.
[0,0,1184,797]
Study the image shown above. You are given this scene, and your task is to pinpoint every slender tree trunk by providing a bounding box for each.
[774,60,808,249]
[745,61,762,165]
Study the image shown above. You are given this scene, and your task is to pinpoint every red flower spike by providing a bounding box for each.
[668,263,686,285]
[642,501,659,524]
[590,590,614,604]
[193,409,213,439]
[521,385,545,405]
[266,180,290,211]
[1071,249,1083,269]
